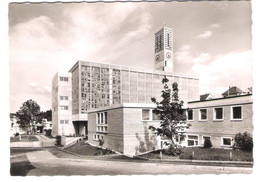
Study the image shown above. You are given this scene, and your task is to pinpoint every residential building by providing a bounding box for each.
[200,93,214,101]
[186,94,253,148]
[222,86,247,97]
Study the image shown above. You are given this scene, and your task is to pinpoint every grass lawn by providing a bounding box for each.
[140,147,253,162]
[10,135,39,142]
[65,142,115,156]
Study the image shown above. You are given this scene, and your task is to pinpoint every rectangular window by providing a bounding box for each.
[142,109,150,120]
[222,137,232,146]
[199,109,207,120]
[60,96,69,100]
[60,105,69,110]
[104,112,107,124]
[187,109,193,121]
[187,135,199,146]
[214,107,223,120]
[65,120,69,124]
[152,110,160,120]
[60,120,64,124]
[231,106,242,120]
[60,77,69,82]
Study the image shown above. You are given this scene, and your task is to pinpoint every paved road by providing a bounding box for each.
[10,149,252,176]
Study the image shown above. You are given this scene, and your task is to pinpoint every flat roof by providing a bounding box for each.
[68,60,199,79]
[188,94,252,104]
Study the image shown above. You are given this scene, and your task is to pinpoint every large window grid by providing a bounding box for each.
[96,112,108,133]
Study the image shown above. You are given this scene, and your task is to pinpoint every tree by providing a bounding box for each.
[233,132,253,152]
[149,76,191,148]
[16,99,42,134]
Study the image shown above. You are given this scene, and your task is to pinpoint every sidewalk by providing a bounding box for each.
[34,135,56,147]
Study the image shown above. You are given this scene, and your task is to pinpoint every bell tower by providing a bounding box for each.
[154,25,173,72]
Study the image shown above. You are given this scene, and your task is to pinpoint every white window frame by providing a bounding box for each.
[202,135,211,145]
[213,107,224,121]
[221,137,233,147]
[141,109,151,121]
[187,134,199,147]
[187,109,194,121]
[96,111,108,133]
[199,108,208,121]
[230,105,243,120]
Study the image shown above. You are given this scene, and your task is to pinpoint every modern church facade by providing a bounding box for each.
[52,26,200,155]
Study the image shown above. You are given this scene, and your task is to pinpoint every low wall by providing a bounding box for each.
[10,141,41,148]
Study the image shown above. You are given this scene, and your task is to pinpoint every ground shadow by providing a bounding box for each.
[10,154,36,176]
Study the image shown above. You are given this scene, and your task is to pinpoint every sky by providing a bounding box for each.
[8,1,253,113]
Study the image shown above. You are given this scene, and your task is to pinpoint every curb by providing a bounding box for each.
[133,155,253,167]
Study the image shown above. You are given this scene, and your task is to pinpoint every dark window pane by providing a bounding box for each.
[223,138,231,145]
[233,106,242,119]
[200,109,207,120]
[188,140,194,146]
[215,108,223,119]
[188,110,193,120]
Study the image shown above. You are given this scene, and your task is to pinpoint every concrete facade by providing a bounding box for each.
[186,94,253,148]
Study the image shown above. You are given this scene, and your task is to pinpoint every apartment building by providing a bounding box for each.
[185,94,253,148]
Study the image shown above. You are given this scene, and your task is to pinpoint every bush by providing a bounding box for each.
[204,138,213,148]
[163,144,182,156]
[45,129,52,136]
[233,132,253,152]
[14,132,19,136]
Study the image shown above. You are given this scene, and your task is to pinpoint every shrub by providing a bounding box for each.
[163,144,182,156]
[14,132,19,136]
[233,132,253,152]
[45,129,52,136]
[203,138,213,148]
[98,138,104,147]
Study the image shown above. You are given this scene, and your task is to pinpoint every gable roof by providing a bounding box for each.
[200,93,210,101]
[222,86,244,97]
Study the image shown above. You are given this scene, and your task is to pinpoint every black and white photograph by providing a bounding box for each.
[5,0,259,177]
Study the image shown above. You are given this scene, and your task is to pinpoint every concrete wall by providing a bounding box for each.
[187,95,253,148]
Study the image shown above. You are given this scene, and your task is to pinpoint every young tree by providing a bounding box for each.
[16,99,42,135]
[149,76,191,148]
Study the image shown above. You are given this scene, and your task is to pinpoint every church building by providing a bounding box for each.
[52,26,199,155]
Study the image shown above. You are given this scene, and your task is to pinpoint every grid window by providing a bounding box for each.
[231,106,242,120]
[60,105,69,110]
[214,108,223,120]
[199,109,207,120]
[60,96,69,100]
[187,135,199,146]
[187,110,193,121]
[142,109,150,120]
[60,77,69,82]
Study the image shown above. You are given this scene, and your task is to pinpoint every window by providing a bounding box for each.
[187,109,193,121]
[96,111,108,133]
[214,107,223,120]
[60,96,69,100]
[60,77,69,82]
[231,106,242,120]
[222,137,232,146]
[142,109,150,120]
[60,120,69,124]
[199,109,207,120]
[187,135,199,146]
[60,105,69,110]
[93,134,104,141]
[152,110,160,120]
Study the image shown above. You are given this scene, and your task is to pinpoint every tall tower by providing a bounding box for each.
[154,25,173,72]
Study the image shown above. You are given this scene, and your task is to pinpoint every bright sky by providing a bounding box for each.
[9,1,253,113]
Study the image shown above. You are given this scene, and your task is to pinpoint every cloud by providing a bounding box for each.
[196,31,212,39]
[192,50,253,96]
[192,53,211,64]
[210,24,220,28]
